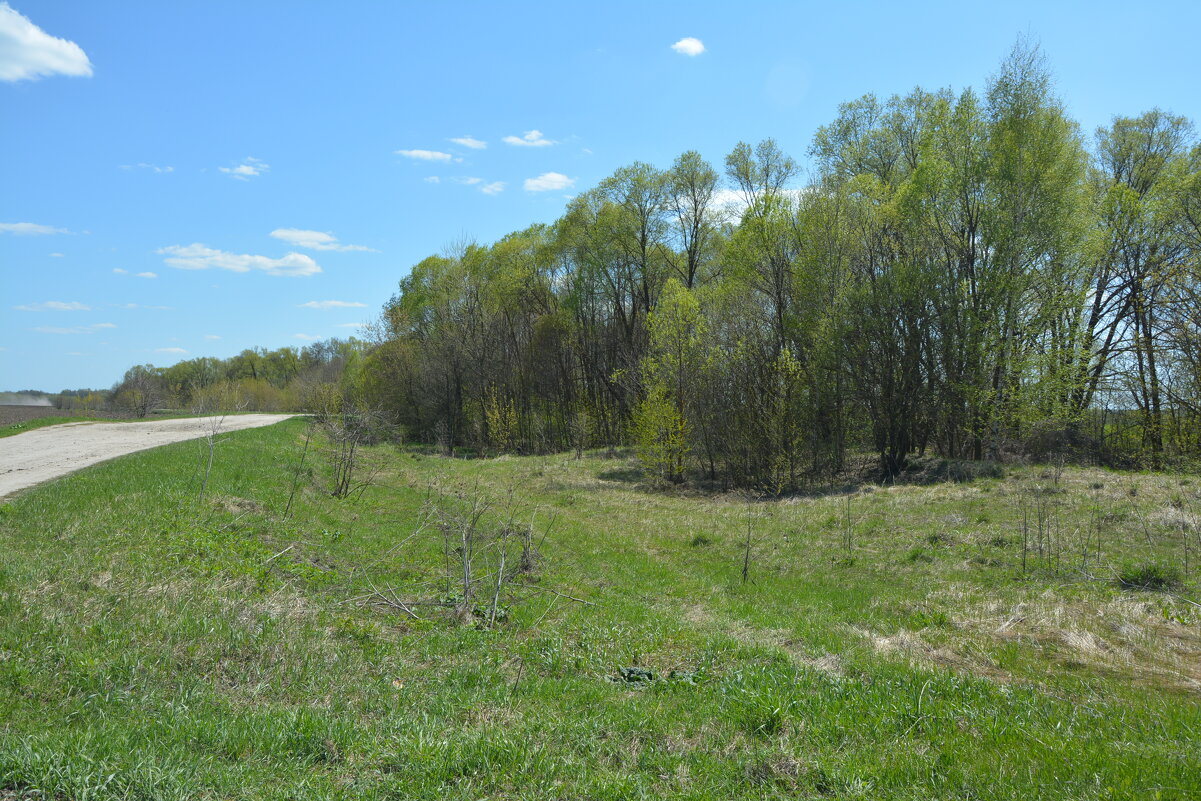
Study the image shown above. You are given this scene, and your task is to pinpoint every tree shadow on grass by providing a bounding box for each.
[597,466,645,483]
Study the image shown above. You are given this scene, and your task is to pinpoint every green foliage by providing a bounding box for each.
[1,421,1200,798]
[275,40,1201,491]
[631,384,689,483]
[1117,561,1183,590]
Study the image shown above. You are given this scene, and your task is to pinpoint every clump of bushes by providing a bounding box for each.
[900,458,1005,484]
[1116,561,1182,591]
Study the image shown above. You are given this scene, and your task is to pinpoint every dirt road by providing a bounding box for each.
[0,414,295,499]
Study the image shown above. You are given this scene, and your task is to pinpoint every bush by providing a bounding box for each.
[900,458,1005,484]
[905,547,934,563]
[1116,561,1182,591]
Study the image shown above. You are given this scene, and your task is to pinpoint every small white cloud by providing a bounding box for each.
[709,187,807,221]
[424,176,441,183]
[456,176,483,185]
[671,37,705,56]
[396,149,453,162]
[121,163,173,173]
[49,252,64,257]
[136,271,157,278]
[503,129,556,147]
[0,221,69,235]
[269,228,374,252]
[524,172,574,192]
[204,334,221,340]
[480,181,505,195]
[219,157,269,180]
[298,300,368,309]
[13,300,89,311]
[112,268,128,274]
[32,322,114,335]
[155,347,187,354]
[293,333,319,341]
[158,243,321,277]
[0,2,93,82]
[449,136,487,149]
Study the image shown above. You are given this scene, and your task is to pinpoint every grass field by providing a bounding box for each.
[0,406,135,438]
[1,417,1198,799]
[0,409,274,439]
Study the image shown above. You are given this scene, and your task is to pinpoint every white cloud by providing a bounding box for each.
[671,37,705,56]
[449,136,487,149]
[456,176,483,185]
[112,268,128,274]
[524,172,574,192]
[14,300,89,311]
[219,157,269,180]
[293,333,319,341]
[121,163,173,173]
[0,2,92,82]
[0,222,69,235]
[269,228,374,252]
[49,252,64,257]
[424,176,441,184]
[32,322,114,335]
[396,149,453,162]
[299,300,367,309]
[136,271,157,278]
[480,181,505,195]
[709,187,807,221]
[204,334,221,340]
[155,347,187,354]
[157,243,321,277]
[503,130,556,147]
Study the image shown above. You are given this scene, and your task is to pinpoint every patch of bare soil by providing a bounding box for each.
[0,414,295,499]
[0,404,130,427]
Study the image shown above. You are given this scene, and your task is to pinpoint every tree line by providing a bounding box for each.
[358,44,1200,487]
[111,44,1201,489]
[96,338,366,416]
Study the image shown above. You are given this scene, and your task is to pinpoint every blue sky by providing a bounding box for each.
[3,0,1199,391]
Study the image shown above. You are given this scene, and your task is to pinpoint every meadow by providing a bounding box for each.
[0,406,133,439]
[0,417,1198,800]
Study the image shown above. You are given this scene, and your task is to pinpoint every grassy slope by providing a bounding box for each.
[0,416,119,438]
[0,411,228,439]
[0,418,1198,800]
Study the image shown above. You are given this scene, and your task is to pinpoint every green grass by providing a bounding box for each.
[1,418,1199,799]
[0,415,118,438]
[0,411,223,438]
[0,410,276,439]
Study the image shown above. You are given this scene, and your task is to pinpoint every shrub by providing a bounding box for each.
[905,547,934,564]
[1117,561,1182,591]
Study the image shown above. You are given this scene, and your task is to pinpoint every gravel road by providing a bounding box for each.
[0,414,295,499]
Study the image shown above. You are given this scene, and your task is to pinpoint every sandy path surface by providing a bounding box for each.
[0,414,295,499]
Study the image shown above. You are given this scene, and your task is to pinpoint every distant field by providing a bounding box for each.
[0,418,1198,800]
[0,404,129,428]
